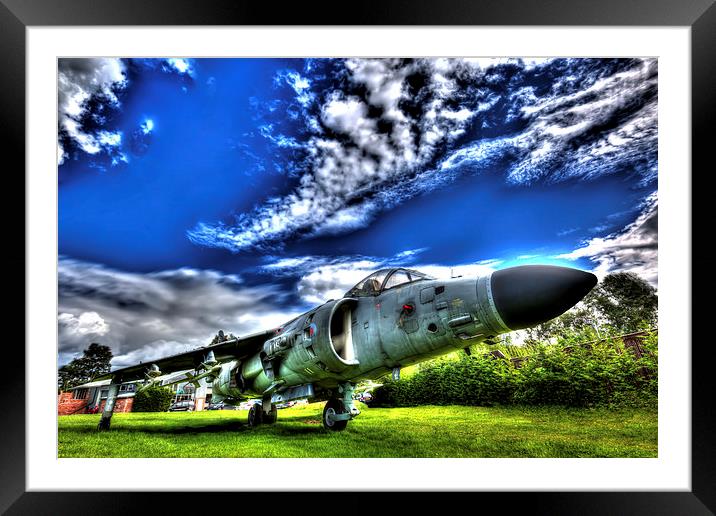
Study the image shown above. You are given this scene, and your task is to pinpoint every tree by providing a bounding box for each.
[210,329,237,345]
[585,272,658,333]
[58,343,113,391]
[524,306,600,345]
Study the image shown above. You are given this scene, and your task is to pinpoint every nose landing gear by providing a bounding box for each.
[323,399,349,431]
[247,402,278,427]
[323,382,360,431]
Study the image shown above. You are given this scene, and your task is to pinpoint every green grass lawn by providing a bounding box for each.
[58,403,657,458]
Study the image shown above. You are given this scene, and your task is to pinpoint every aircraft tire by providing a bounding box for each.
[263,406,278,424]
[248,404,263,427]
[323,399,348,431]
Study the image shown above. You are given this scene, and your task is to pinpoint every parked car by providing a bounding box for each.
[168,400,194,411]
[206,401,225,410]
[238,399,262,410]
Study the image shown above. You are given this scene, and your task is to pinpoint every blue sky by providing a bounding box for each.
[58,57,658,366]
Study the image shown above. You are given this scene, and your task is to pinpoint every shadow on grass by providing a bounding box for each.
[70,420,248,435]
[70,417,329,436]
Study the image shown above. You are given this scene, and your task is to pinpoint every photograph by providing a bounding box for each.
[56,56,660,459]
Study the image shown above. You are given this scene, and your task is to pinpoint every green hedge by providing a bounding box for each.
[132,384,175,412]
[371,335,657,408]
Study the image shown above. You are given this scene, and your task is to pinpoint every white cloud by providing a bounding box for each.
[275,70,314,107]
[164,58,195,76]
[462,57,553,71]
[97,130,122,147]
[556,192,658,285]
[258,124,303,149]
[415,261,502,281]
[260,256,318,272]
[58,311,109,337]
[140,119,154,135]
[322,93,371,135]
[295,259,385,305]
[345,58,408,121]
[106,340,191,368]
[58,58,128,163]
[58,142,66,165]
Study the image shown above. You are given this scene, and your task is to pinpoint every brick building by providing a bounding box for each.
[58,379,139,415]
[58,369,212,415]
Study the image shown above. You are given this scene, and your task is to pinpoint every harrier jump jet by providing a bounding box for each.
[96,265,597,431]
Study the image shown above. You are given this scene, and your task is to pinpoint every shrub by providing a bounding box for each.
[372,354,515,407]
[371,335,657,408]
[132,384,174,412]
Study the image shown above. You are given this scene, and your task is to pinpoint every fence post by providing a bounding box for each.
[622,332,650,379]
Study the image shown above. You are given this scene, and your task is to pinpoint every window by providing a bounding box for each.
[345,270,391,297]
[345,268,437,297]
[119,384,136,392]
[183,383,195,394]
[383,270,411,290]
[406,269,434,282]
[73,388,89,400]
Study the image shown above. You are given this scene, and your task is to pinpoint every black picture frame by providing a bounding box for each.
[3,0,713,513]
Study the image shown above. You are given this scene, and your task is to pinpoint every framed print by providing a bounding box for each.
[5,0,714,513]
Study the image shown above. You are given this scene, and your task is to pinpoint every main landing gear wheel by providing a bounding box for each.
[323,399,349,431]
[263,407,278,424]
[248,404,263,427]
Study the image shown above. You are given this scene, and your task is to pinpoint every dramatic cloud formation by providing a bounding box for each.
[58,258,300,368]
[447,59,658,185]
[57,58,127,165]
[188,58,657,253]
[556,193,658,285]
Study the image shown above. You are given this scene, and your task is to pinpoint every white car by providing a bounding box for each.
[238,399,262,410]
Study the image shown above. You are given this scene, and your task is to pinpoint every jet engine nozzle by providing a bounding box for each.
[490,265,597,330]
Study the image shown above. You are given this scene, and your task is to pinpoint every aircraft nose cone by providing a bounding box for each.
[490,265,598,330]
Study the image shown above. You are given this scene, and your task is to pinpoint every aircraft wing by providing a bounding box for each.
[97,329,277,383]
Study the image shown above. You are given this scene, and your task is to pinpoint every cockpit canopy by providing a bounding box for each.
[344,268,435,298]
